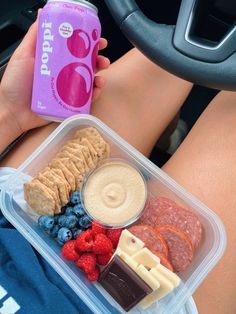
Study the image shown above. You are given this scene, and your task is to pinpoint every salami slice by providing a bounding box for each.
[139,197,178,226]
[128,224,168,258]
[150,249,174,272]
[156,206,202,249]
[157,225,193,272]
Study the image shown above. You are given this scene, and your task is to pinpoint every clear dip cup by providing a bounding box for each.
[81,158,148,228]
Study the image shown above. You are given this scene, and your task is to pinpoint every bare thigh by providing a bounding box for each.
[0,48,192,168]
[163,91,236,314]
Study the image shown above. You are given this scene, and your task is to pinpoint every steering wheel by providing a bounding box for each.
[104,0,236,91]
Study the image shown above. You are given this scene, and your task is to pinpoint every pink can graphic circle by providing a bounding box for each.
[31,0,101,121]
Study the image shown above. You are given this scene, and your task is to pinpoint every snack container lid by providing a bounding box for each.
[0,114,227,314]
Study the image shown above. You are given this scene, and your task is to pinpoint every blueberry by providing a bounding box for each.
[73,204,85,217]
[53,215,60,224]
[72,228,84,239]
[79,216,91,229]
[49,225,60,238]
[38,215,54,231]
[65,206,75,216]
[64,215,78,229]
[38,216,46,228]
[57,227,72,244]
[58,215,67,227]
[70,191,81,205]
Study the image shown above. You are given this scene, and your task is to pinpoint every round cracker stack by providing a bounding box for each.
[24,127,110,216]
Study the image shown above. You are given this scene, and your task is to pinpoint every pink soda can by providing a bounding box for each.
[31,0,101,121]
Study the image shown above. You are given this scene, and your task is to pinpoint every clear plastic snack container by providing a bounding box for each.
[0,115,227,314]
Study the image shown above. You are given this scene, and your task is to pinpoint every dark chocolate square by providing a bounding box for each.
[98,255,152,312]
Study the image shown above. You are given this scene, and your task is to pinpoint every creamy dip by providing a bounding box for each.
[82,161,147,226]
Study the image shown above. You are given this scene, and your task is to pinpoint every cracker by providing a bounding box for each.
[48,168,70,198]
[24,180,55,216]
[36,174,61,213]
[50,168,71,193]
[59,145,89,172]
[50,158,76,191]
[104,142,111,159]
[33,179,57,202]
[59,158,84,190]
[63,143,95,170]
[36,174,60,202]
[73,127,110,159]
[42,170,69,206]
[57,150,87,174]
[73,138,98,165]
[43,166,51,172]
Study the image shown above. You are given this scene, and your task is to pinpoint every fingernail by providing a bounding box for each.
[105,57,110,64]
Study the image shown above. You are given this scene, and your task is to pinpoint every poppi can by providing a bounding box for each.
[31,0,101,121]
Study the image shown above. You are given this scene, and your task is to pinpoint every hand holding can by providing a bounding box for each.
[32,0,102,121]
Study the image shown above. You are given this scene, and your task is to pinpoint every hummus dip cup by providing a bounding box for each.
[81,159,148,228]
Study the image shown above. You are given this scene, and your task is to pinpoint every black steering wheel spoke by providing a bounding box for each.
[174,0,236,62]
[104,0,236,91]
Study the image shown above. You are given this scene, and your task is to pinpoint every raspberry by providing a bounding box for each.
[93,233,113,255]
[75,229,94,252]
[76,253,97,274]
[62,240,80,261]
[91,222,107,236]
[97,252,113,266]
[86,266,100,282]
[106,229,123,249]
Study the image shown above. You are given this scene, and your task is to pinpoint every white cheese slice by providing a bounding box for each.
[139,269,174,309]
[115,248,139,271]
[132,248,160,269]
[117,230,144,256]
[136,265,160,291]
[154,264,181,287]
